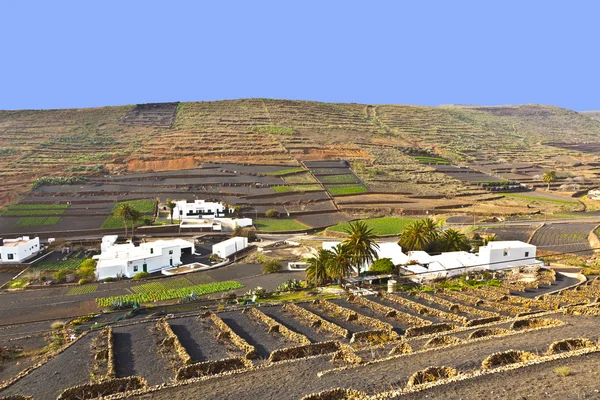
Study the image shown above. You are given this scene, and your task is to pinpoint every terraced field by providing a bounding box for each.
[3,277,600,400]
[530,223,597,255]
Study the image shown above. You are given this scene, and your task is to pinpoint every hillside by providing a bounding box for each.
[1,100,600,206]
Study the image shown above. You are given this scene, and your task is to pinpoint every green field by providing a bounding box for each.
[328,217,416,236]
[254,219,310,231]
[31,259,83,271]
[412,155,451,164]
[252,125,296,135]
[263,168,304,176]
[3,209,67,216]
[318,174,359,184]
[96,280,243,307]
[5,204,69,210]
[112,199,156,213]
[503,193,578,204]
[67,284,98,295]
[14,216,61,227]
[282,173,319,184]
[327,185,368,195]
[272,185,322,193]
[131,277,194,294]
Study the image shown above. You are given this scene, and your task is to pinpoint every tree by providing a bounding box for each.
[166,199,176,224]
[306,249,332,286]
[265,209,280,218]
[398,219,436,252]
[439,229,471,252]
[129,208,143,238]
[326,244,353,283]
[369,258,395,275]
[77,259,97,281]
[343,221,380,277]
[543,171,557,191]
[113,203,133,238]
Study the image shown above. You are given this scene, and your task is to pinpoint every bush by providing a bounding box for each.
[209,254,219,262]
[248,286,267,300]
[77,259,97,281]
[262,260,282,274]
[265,209,280,218]
[277,279,303,292]
[53,270,69,283]
[78,279,90,286]
[51,321,65,330]
[369,258,394,275]
[103,277,116,283]
[132,272,151,280]
[554,366,571,377]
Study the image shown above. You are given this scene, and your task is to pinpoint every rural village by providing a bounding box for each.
[1,100,600,400]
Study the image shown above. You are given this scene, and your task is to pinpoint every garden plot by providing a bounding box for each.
[295,212,352,228]
[300,302,382,336]
[218,310,298,359]
[121,102,178,127]
[168,316,244,363]
[329,298,406,333]
[112,323,173,386]
[368,295,451,326]
[476,226,537,243]
[259,305,341,343]
[530,223,596,255]
[0,333,95,400]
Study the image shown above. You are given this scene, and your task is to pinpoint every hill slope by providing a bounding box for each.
[1,100,600,205]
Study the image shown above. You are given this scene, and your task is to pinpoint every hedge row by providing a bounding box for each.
[283,303,349,339]
[176,357,251,380]
[382,293,467,325]
[350,295,430,328]
[245,307,311,346]
[57,376,147,400]
[268,341,340,363]
[208,312,257,359]
[317,300,395,333]
[158,319,192,366]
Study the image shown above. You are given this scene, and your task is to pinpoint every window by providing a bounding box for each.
[525,251,529,258]
[169,250,173,255]
[503,249,509,257]
[133,265,138,272]
[7,254,13,260]
[150,248,154,254]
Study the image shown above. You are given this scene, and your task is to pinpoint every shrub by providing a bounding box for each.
[554,366,572,377]
[51,321,65,330]
[265,209,280,218]
[77,259,97,281]
[369,258,394,275]
[209,254,219,262]
[248,286,267,299]
[132,272,151,280]
[53,270,69,283]
[262,260,282,274]
[103,277,116,283]
[277,279,304,292]
[78,279,90,286]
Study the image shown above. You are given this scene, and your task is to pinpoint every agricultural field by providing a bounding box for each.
[328,217,415,236]
[253,219,310,232]
[530,223,597,255]
[3,274,600,399]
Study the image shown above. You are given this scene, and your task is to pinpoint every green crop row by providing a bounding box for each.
[327,185,368,195]
[112,199,156,214]
[95,280,243,307]
[4,209,66,216]
[67,284,98,296]
[263,168,305,176]
[131,277,194,294]
[13,216,61,227]
[31,259,82,271]
[318,174,359,184]
[6,204,69,210]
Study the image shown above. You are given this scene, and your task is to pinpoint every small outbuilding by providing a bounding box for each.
[212,237,248,259]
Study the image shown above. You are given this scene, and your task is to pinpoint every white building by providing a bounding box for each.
[323,240,541,283]
[588,189,600,201]
[172,200,232,220]
[0,236,40,263]
[212,237,248,259]
[94,236,193,280]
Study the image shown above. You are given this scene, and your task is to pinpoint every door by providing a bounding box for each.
[143,263,147,273]
[169,258,173,266]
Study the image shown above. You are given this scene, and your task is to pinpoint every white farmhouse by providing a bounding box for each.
[212,237,248,259]
[173,200,232,220]
[94,237,193,280]
[0,236,40,263]
[588,189,600,201]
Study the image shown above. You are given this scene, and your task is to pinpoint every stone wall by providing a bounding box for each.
[283,303,349,339]
[57,376,147,400]
[246,307,311,346]
[268,341,341,363]
[208,312,257,359]
[176,357,251,380]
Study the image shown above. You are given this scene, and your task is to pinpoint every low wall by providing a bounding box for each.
[176,357,251,380]
[208,312,257,359]
[404,323,457,338]
[283,303,349,339]
[57,376,147,400]
[268,341,340,363]
[246,307,311,346]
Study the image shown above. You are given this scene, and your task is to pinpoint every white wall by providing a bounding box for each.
[0,237,40,263]
[213,237,248,259]
[478,242,538,271]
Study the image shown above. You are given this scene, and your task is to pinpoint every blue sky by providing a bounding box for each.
[0,1,597,110]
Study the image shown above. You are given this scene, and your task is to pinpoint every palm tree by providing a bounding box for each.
[482,233,498,246]
[422,218,441,240]
[166,199,176,224]
[542,171,557,191]
[306,249,332,286]
[326,244,352,284]
[398,218,441,252]
[343,221,380,277]
[439,229,471,252]
[129,209,143,238]
[114,204,133,238]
